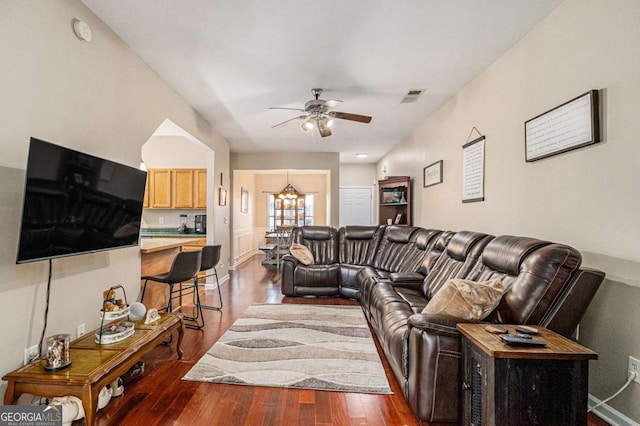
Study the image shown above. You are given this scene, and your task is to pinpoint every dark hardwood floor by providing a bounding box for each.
[93,255,610,426]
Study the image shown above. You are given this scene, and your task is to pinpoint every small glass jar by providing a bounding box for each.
[44,334,71,371]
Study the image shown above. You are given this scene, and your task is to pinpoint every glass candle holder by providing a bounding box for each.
[44,334,71,371]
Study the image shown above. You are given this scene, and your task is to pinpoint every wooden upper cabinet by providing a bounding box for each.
[145,168,206,209]
[143,172,150,208]
[150,169,172,208]
[194,169,207,209]
[171,169,195,208]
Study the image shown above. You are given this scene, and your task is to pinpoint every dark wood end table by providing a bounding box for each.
[457,323,597,426]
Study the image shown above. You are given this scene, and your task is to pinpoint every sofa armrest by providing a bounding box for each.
[280,255,298,296]
[281,253,299,266]
[408,313,481,337]
[407,313,477,422]
[388,272,425,289]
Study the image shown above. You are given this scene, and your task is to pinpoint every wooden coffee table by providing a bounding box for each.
[3,313,183,425]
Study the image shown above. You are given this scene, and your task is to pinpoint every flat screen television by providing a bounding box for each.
[16,137,147,263]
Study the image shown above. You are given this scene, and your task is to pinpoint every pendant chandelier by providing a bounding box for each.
[277,172,299,199]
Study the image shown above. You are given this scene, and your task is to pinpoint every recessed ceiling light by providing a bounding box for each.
[356,153,368,158]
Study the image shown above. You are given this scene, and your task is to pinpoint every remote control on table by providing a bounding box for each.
[515,325,539,335]
[485,325,509,334]
[500,334,547,347]
[512,334,532,339]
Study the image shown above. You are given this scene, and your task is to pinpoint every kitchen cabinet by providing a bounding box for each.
[143,173,150,208]
[145,168,207,209]
[194,169,207,209]
[172,169,195,208]
[149,169,172,208]
[378,176,411,226]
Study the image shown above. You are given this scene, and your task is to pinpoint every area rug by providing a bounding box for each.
[182,303,392,394]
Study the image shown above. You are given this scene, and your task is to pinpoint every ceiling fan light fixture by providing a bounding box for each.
[269,88,371,137]
[302,118,315,131]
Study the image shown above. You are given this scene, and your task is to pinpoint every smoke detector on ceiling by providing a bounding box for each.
[400,89,425,104]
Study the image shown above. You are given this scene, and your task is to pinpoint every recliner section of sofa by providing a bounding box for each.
[278,226,605,424]
[360,230,495,399]
[338,225,385,299]
[280,226,340,296]
[404,235,600,422]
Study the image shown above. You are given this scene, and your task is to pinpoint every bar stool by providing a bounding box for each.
[197,245,223,311]
[140,249,204,329]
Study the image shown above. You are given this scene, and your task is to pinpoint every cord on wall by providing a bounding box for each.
[37,259,53,357]
[588,371,637,413]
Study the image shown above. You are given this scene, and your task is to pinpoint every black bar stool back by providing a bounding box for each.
[198,245,223,311]
[141,249,204,329]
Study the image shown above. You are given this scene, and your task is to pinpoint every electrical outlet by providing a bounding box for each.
[629,356,640,384]
[23,345,39,365]
[159,216,165,224]
[77,323,86,338]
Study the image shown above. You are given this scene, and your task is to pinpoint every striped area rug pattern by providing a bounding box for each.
[182,303,392,394]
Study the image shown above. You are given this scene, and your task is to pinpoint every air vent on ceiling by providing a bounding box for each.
[400,89,425,103]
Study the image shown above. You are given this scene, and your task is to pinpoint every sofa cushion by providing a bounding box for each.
[339,225,384,267]
[291,226,339,264]
[373,227,440,273]
[422,278,503,320]
[422,231,494,298]
[468,236,582,326]
[290,243,314,265]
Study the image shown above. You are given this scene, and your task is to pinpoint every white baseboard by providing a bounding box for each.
[589,394,640,426]
[201,273,229,290]
[230,250,259,269]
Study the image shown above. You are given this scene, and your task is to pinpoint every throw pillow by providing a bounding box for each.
[422,278,503,320]
[289,243,314,265]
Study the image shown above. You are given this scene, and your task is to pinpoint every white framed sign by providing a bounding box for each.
[462,136,485,203]
[423,160,443,188]
[525,90,600,162]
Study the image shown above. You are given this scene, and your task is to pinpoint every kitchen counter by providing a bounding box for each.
[141,227,206,238]
[140,237,206,254]
[140,237,207,311]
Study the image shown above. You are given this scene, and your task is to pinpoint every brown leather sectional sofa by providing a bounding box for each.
[280,225,605,423]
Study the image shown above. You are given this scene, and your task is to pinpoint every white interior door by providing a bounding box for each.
[339,187,373,227]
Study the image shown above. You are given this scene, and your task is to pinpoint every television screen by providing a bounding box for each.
[16,138,147,263]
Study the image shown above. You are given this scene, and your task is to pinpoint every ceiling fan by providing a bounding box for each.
[269,88,372,137]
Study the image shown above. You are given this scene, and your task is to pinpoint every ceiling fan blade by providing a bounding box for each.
[269,107,305,112]
[272,115,307,128]
[328,111,372,123]
[318,125,332,138]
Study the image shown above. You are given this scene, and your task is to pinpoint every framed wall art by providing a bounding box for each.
[241,187,249,213]
[218,188,227,206]
[462,136,485,203]
[525,89,600,162]
[423,160,443,188]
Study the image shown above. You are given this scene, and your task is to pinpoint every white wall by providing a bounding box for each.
[231,170,259,267]
[0,0,230,398]
[339,163,377,187]
[378,0,640,421]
